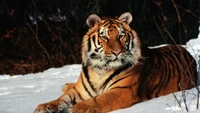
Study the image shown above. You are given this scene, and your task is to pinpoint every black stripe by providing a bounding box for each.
[97,38,101,45]
[81,74,93,97]
[63,100,70,106]
[95,47,102,52]
[68,94,76,105]
[149,52,170,96]
[103,21,109,27]
[116,22,122,28]
[126,33,131,51]
[92,36,97,48]
[101,63,131,89]
[131,33,134,48]
[87,37,91,51]
[82,66,96,91]
[74,87,84,101]
[108,75,130,89]
[90,53,98,59]
[153,56,167,96]
[92,96,99,106]
[110,86,131,90]
[131,39,134,48]
[162,53,175,87]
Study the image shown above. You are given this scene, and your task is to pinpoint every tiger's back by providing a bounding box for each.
[138,45,197,101]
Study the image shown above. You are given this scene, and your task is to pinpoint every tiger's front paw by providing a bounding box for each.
[34,100,71,113]
[71,102,101,113]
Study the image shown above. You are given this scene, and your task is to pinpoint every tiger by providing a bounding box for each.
[34,12,198,113]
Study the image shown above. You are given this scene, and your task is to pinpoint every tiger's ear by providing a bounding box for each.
[118,12,132,24]
[86,14,101,28]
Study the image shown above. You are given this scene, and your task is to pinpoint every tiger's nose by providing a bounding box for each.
[111,50,121,56]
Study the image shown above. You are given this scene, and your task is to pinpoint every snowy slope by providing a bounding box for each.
[0,65,81,113]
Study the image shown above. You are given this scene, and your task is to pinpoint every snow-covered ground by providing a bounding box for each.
[0,28,200,113]
[0,65,81,113]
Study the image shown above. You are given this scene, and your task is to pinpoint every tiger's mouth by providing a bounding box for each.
[113,58,119,61]
[105,57,120,64]
[103,54,130,67]
[104,54,122,62]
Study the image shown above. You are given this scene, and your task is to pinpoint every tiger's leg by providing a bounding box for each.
[62,83,76,93]
[34,87,83,113]
[71,88,140,113]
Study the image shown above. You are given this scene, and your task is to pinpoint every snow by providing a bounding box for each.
[0,27,200,113]
[0,65,81,113]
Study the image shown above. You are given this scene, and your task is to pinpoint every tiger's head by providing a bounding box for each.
[82,12,142,72]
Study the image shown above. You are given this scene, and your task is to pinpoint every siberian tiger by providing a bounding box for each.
[34,12,198,113]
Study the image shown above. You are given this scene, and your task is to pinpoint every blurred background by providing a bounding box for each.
[0,0,199,75]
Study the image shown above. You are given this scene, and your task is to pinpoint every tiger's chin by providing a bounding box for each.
[86,58,135,74]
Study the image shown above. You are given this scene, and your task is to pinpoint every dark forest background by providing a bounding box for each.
[0,0,199,75]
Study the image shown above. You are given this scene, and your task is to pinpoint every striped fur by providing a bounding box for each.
[34,12,198,113]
